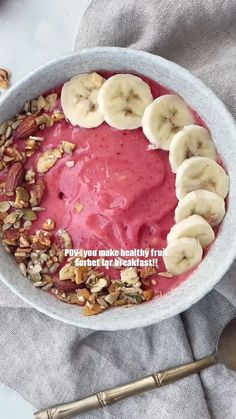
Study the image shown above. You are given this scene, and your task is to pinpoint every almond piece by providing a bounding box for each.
[5,162,24,196]
[13,113,39,140]
[83,302,104,316]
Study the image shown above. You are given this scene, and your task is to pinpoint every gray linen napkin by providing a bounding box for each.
[1,1,236,418]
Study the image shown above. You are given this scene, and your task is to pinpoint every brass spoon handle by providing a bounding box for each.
[34,354,216,419]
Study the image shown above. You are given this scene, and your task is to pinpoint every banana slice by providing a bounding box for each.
[176,156,229,200]
[169,125,217,173]
[175,190,225,226]
[142,95,195,150]
[97,74,153,130]
[163,237,203,276]
[167,214,215,249]
[61,72,105,128]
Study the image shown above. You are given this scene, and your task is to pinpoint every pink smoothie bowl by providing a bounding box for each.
[0,47,236,330]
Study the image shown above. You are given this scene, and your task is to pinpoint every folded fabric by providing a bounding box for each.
[1,1,236,418]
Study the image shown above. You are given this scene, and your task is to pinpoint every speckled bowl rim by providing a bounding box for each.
[1,47,236,331]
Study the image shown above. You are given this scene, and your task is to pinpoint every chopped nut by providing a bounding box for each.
[52,110,65,122]
[4,147,22,162]
[43,219,55,231]
[75,202,84,214]
[30,99,38,113]
[26,137,43,151]
[4,211,18,225]
[30,179,46,206]
[96,296,108,309]
[105,290,120,305]
[36,148,62,173]
[75,266,86,285]
[0,201,10,213]
[36,113,53,128]
[19,234,30,248]
[77,288,91,301]
[15,187,30,208]
[90,277,108,293]
[41,274,53,283]
[59,263,76,280]
[61,141,76,155]
[0,68,11,89]
[59,229,72,249]
[83,302,104,316]
[120,267,141,286]
[44,93,57,111]
[113,298,129,307]
[0,121,7,135]
[2,227,20,245]
[35,230,52,247]
[139,266,157,279]
[37,96,47,111]
[25,169,35,184]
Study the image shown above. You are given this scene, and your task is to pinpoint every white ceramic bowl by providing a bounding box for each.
[1,47,236,330]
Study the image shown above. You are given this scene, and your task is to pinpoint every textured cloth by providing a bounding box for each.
[1,1,236,418]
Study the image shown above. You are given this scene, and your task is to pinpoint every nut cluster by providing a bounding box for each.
[0,90,155,316]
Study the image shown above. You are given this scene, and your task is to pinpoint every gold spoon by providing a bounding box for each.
[35,316,236,419]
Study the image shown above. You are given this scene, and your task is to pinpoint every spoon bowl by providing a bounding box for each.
[216,316,236,371]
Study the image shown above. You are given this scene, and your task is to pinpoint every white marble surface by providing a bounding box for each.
[0,0,91,417]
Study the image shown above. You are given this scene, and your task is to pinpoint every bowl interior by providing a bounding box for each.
[1,47,236,330]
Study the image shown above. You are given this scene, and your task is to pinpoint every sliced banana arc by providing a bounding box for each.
[61,72,105,128]
[176,156,229,200]
[175,190,225,226]
[98,74,153,130]
[163,237,203,276]
[142,95,195,150]
[169,125,217,173]
[167,214,215,249]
